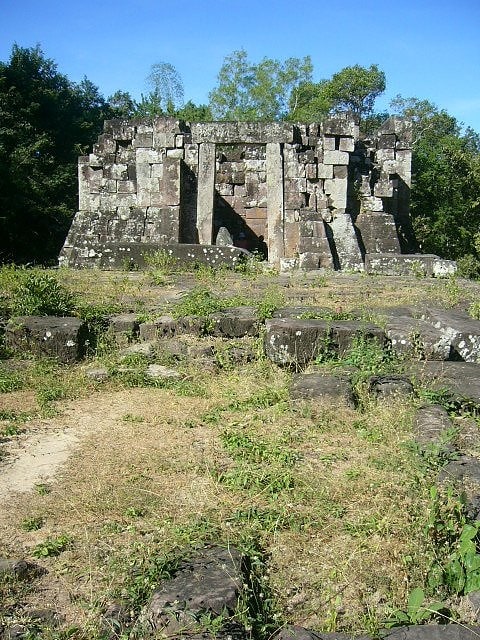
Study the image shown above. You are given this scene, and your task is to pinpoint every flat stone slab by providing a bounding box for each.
[140,546,243,636]
[275,624,480,640]
[421,309,480,362]
[264,318,384,367]
[5,316,87,363]
[291,373,354,406]
[365,253,457,277]
[107,313,139,344]
[409,362,480,404]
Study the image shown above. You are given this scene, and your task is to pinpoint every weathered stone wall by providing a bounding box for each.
[59,115,414,270]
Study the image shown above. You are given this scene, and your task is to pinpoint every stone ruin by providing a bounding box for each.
[59,115,453,274]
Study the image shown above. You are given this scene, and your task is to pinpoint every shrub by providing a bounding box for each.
[10,270,76,316]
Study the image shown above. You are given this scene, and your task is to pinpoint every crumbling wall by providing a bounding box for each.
[59,115,413,270]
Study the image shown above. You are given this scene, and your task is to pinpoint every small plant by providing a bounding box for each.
[34,483,51,496]
[10,270,76,316]
[385,587,446,627]
[21,516,44,531]
[256,287,285,320]
[121,413,145,423]
[0,368,23,393]
[33,534,73,557]
[469,301,480,320]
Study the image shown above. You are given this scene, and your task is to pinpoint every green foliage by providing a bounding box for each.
[469,301,480,320]
[209,49,313,121]
[0,45,111,264]
[385,587,445,627]
[0,367,23,393]
[391,96,480,264]
[9,270,76,316]
[21,516,44,531]
[33,534,72,557]
[289,64,385,122]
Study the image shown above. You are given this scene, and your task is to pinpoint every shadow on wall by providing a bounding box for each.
[213,193,268,259]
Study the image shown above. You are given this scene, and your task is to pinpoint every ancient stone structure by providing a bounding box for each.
[60,115,418,271]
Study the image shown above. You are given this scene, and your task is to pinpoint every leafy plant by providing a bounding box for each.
[10,271,76,316]
[21,516,44,531]
[385,587,445,627]
[33,534,73,557]
[0,368,23,393]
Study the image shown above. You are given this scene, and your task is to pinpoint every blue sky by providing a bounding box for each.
[1,0,479,131]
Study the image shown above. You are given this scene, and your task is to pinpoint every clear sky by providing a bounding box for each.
[1,0,479,131]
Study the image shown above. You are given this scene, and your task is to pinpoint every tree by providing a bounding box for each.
[322,64,386,119]
[108,89,137,118]
[209,49,313,121]
[147,61,184,114]
[176,100,212,122]
[287,80,331,122]
[391,96,480,275]
[0,45,110,264]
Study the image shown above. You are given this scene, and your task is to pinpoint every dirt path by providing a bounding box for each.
[0,392,136,504]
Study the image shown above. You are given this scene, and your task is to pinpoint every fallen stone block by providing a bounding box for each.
[5,316,87,363]
[275,624,370,640]
[264,318,384,367]
[408,361,480,405]
[140,546,244,637]
[209,306,260,337]
[414,404,454,448]
[365,254,457,277]
[385,315,452,360]
[85,366,109,382]
[119,342,156,361]
[291,373,354,406]
[421,309,480,362]
[369,375,414,398]
[439,455,480,519]
[145,364,180,379]
[107,313,140,345]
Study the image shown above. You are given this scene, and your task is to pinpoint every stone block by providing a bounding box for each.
[323,136,336,150]
[141,546,244,637]
[166,148,184,159]
[264,318,383,366]
[133,133,153,148]
[317,164,334,179]
[291,373,354,406]
[355,212,400,254]
[305,163,317,179]
[328,213,364,271]
[209,307,260,337]
[334,165,348,179]
[107,313,140,345]
[376,148,395,162]
[6,316,87,363]
[117,180,137,194]
[339,137,355,152]
[421,309,480,362]
[378,134,396,149]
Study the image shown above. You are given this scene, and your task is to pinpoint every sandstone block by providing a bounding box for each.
[6,316,87,363]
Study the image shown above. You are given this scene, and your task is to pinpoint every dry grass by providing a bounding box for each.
[1,268,479,637]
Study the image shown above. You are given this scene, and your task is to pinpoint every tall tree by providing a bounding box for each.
[0,44,110,264]
[209,49,313,121]
[324,64,386,118]
[391,96,480,276]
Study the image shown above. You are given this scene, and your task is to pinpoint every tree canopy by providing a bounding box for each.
[208,49,313,121]
[0,44,110,264]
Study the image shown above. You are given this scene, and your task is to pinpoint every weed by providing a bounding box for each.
[256,287,285,320]
[217,464,294,496]
[0,368,23,393]
[469,301,480,320]
[172,288,225,319]
[10,270,76,316]
[384,587,446,627]
[1,423,23,437]
[21,516,44,531]
[121,413,145,423]
[35,483,51,496]
[33,534,73,558]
